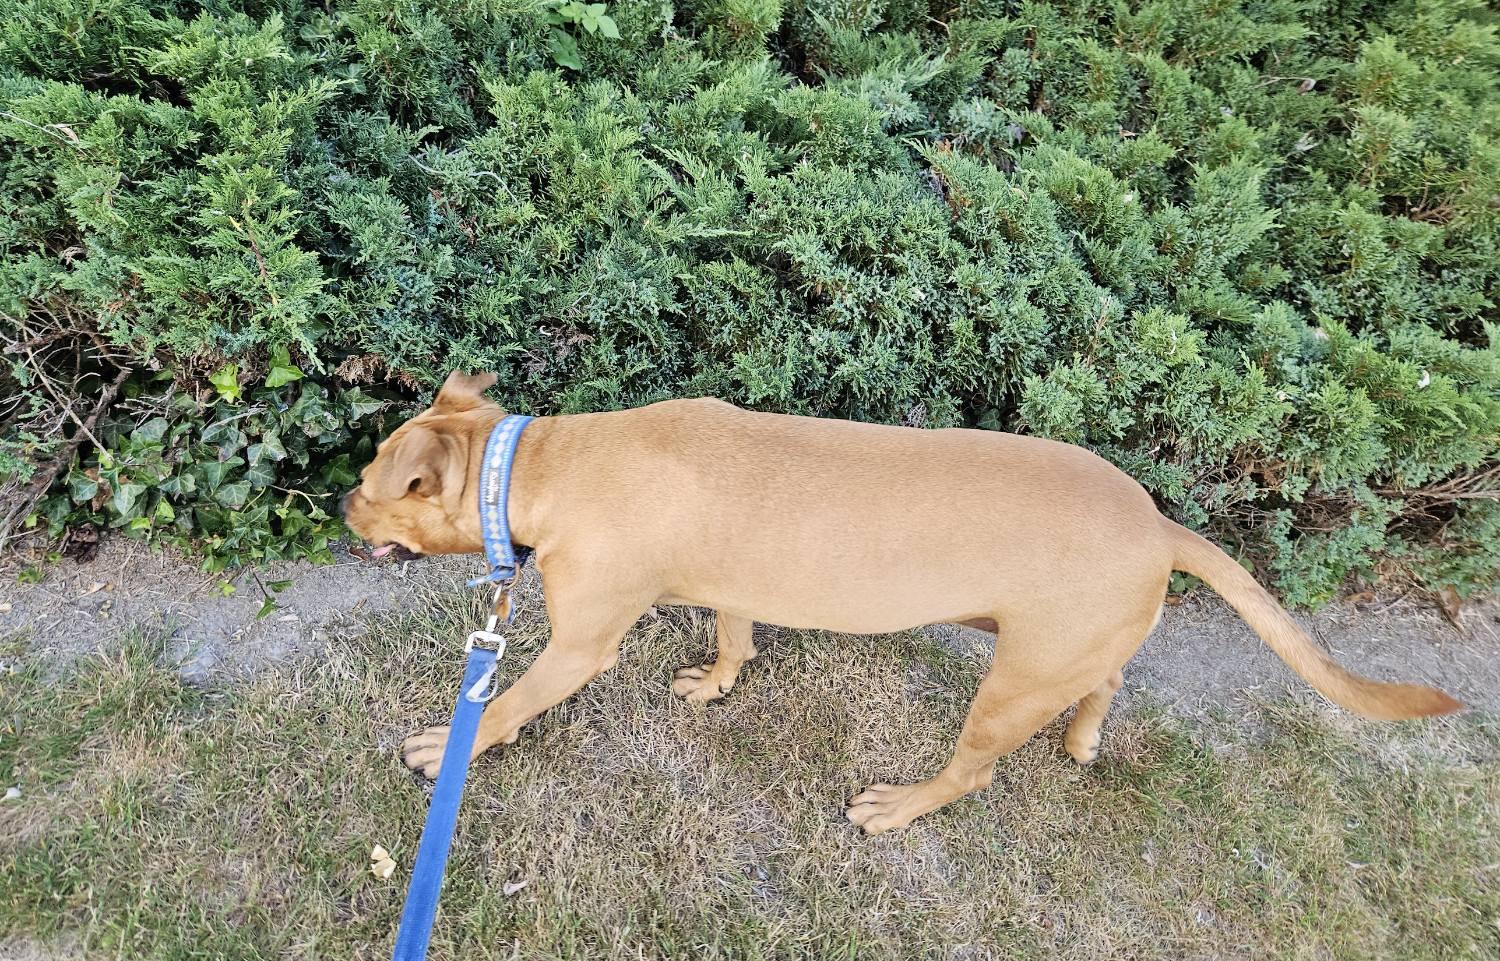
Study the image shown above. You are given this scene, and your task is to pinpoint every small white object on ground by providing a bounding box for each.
[503,880,529,896]
[4,787,20,801]
[373,857,397,879]
[370,844,389,862]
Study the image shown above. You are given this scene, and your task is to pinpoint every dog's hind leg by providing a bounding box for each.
[1063,669,1125,764]
[672,612,757,703]
[845,661,1085,835]
[402,572,650,779]
[846,606,1157,835]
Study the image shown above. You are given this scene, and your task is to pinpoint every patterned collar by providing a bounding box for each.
[468,414,534,588]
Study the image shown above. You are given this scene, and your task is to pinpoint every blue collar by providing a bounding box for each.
[468,414,535,588]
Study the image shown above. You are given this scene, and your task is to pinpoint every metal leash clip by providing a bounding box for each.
[461,582,513,701]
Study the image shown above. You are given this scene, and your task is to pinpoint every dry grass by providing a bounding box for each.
[1,588,1497,960]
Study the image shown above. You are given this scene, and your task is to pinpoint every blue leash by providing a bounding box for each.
[389,644,499,960]
[391,414,533,961]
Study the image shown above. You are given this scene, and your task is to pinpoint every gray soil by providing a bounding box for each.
[1,536,1496,713]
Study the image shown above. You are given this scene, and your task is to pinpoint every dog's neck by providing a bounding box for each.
[465,409,544,557]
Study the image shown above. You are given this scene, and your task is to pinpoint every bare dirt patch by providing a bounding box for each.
[0,538,488,682]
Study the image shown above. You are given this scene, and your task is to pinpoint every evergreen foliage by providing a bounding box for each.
[2,0,1497,601]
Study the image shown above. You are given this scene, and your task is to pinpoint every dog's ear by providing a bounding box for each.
[431,370,498,414]
[376,425,450,500]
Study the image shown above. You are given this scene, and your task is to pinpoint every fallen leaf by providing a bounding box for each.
[373,857,397,879]
[62,522,100,563]
[1298,77,1316,93]
[1438,586,1463,629]
[0,603,11,613]
[503,880,529,896]
[1164,594,1183,607]
[1346,592,1374,606]
[52,123,79,142]
[349,546,371,562]
[78,582,106,599]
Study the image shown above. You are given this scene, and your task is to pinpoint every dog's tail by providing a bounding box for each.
[1165,520,1462,720]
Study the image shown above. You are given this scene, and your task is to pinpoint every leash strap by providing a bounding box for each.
[392,414,533,958]
[469,414,535,589]
[390,644,500,961]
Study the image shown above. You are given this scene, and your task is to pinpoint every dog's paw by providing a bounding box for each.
[1064,731,1101,765]
[845,782,925,835]
[671,664,733,703]
[402,725,451,779]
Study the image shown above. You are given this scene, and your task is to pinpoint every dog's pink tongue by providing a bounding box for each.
[372,544,394,558]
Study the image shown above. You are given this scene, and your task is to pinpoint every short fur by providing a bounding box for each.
[343,372,1461,834]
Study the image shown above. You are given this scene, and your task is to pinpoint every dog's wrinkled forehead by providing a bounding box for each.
[359,371,499,494]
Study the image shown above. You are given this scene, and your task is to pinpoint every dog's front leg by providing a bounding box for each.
[402,579,647,778]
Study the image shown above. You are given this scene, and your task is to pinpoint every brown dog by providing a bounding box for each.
[343,371,1461,834]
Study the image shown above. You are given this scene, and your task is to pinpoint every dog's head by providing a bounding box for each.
[341,371,501,557]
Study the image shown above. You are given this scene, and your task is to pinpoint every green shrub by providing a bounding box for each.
[2,0,1497,603]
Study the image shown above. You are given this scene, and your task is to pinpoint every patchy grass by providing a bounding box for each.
[1,592,1497,960]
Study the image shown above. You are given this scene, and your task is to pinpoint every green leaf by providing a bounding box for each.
[156,499,176,522]
[214,480,252,508]
[547,28,583,69]
[113,483,147,517]
[340,389,383,420]
[245,461,276,489]
[596,14,620,39]
[202,459,240,491]
[266,364,304,388]
[267,579,293,593]
[68,473,99,504]
[257,596,277,618]
[209,365,242,404]
[320,454,357,489]
[133,417,170,444]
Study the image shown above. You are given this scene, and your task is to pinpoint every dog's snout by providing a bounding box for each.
[339,490,353,517]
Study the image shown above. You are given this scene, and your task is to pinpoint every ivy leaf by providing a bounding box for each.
[259,432,287,460]
[209,365,241,404]
[256,596,278,619]
[214,480,252,508]
[68,472,99,504]
[265,345,304,388]
[113,483,148,517]
[320,454,357,489]
[133,417,170,444]
[340,388,384,420]
[245,460,276,489]
[266,364,304,388]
